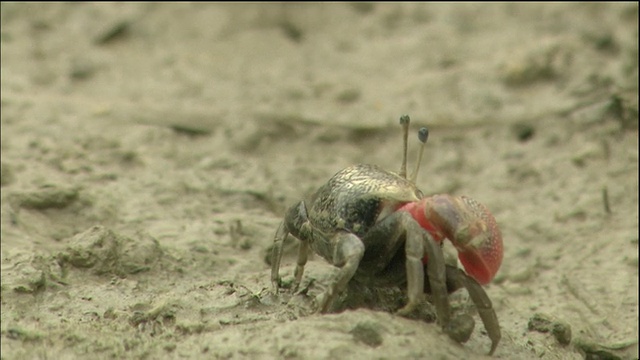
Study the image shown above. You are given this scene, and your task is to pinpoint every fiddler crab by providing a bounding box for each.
[270,115,503,355]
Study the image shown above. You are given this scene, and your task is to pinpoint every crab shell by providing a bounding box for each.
[399,194,503,285]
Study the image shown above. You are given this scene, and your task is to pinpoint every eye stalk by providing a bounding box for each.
[399,115,410,179]
[410,127,429,184]
[398,115,429,185]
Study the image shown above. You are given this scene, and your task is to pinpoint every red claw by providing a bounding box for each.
[399,195,503,285]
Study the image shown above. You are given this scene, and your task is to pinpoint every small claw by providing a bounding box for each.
[488,336,499,356]
[401,195,503,284]
[452,196,503,285]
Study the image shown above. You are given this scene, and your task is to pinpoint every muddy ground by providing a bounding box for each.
[1,3,638,360]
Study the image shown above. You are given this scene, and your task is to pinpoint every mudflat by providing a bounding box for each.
[1,3,638,359]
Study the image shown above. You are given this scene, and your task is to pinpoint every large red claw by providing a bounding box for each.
[401,195,503,285]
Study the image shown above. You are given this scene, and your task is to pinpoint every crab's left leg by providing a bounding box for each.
[441,265,501,355]
[316,231,365,313]
[271,201,313,292]
[270,221,289,292]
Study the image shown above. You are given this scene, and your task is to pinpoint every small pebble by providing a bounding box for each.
[350,321,383,347]
[528,312,572,345]
[445,313,475,343]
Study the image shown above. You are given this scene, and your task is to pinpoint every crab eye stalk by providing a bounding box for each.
[399,115,411,179]
[418,127,429,143]
[409,126,429,184]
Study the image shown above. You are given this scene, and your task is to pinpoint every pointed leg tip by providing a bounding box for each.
[487,338,500,356]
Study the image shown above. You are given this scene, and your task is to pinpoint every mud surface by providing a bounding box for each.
[1,3,638,359]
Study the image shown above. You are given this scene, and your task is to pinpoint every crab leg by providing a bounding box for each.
[272,201,316,291]
[418,221,451,326]
[361,211,451,327]
[293,237,310,288]
[440,265,501,355]
[456,268,501,355]
[270,221,289,292]
[316,232,365,313]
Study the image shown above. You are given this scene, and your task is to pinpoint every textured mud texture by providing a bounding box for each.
[1,3,638,360]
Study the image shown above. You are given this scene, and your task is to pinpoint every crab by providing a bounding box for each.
[270,115,503,355]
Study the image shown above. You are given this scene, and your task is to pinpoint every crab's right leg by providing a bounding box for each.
[401,214,450,326]
[362,212,450,326]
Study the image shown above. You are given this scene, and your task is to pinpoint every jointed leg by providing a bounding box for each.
[270,222,289,292]
[443,266,501,355]
[419,227,450,326]
[271,201,313,292]
[459,270,501,356]
[401,225,425,313]
[293,238,309,290]
[363,212,451,327]
[316,232,365,313]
